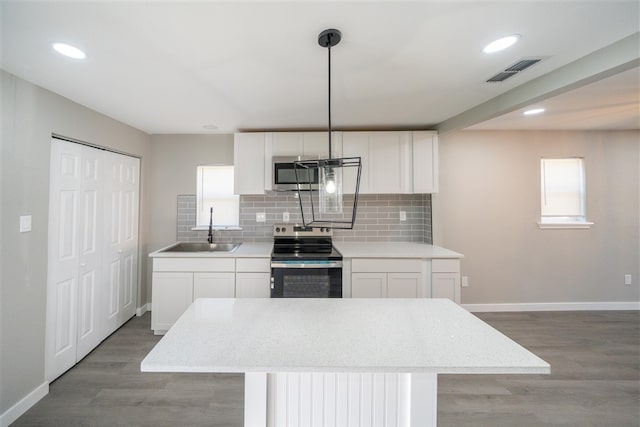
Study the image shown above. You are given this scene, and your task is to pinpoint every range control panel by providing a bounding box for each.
[273,223,333,237]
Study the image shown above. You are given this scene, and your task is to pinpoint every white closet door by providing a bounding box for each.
[46,140,82,381]
[120,155,140,322]
[76,145,104,360]
[102,151,139,335]
[102,151,124,336]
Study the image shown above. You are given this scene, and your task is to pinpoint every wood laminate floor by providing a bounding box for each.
[13,310,639,426]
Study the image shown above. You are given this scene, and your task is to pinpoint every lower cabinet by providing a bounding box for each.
[151,257,270,334]
[151,272,193,333]
[351,259,426,298]
[194,273,235,299]
[236,258,271,298]
[431,259,461,303]
[349,257,461,302]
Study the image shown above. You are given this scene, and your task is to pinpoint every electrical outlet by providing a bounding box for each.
[461,276,469,287]
[399,211,407,221]
[624,274,632,285]
[256,212,266,223]
[283,212,290,223]
[19,215,32,233]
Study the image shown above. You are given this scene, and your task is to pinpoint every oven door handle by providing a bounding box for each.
[271,261,343,269]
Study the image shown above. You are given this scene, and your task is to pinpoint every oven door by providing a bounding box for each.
[270,260,342,298]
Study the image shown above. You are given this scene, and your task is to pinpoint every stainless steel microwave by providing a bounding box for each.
[272,156,319,191]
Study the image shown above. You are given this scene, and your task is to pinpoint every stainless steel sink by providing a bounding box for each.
[161,242,242,253]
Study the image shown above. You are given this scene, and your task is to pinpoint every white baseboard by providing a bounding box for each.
[136,302,151,317]
[0,382,48,427]
[463,301,640,312]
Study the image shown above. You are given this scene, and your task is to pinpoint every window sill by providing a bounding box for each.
[537,221,594,229]
[191,226,242,231]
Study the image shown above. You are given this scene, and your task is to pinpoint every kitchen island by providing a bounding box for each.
[141,298,549,426]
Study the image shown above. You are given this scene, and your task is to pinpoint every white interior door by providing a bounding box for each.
[47,138,140,381]
[76,145,104,360]
[46,140,81,381]
[120,155,139,322]
[102,151,123,336]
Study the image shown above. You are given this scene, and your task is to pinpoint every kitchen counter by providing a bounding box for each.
[142,298,546,374]
[149,242,273,258]
[141,298,548,426]
[333,242,463,259]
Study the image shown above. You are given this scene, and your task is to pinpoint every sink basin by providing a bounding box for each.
[161,242,242,253]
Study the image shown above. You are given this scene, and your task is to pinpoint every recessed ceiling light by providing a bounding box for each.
[523,108,545,116]
[52,42,86,59]
[483,35,521,54]
[203,124,218,130]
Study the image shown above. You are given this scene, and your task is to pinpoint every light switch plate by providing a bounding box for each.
[256,212,266,223]
[624,274,632,285]
[399,211,407,221]
[461,276,469,287]
[20,215,32,233]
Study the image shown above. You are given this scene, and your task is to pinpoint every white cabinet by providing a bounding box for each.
[431,259,461,303]
[151,257,236,334]
[234,133,265,195]
[351,273,387,298]
[193,273,236,298]
[151,272,193,332]
[412,131,439,193]
[236,258,271,298]
[342,131,412,194]
[351,259,426,298]
[235,130,438,194]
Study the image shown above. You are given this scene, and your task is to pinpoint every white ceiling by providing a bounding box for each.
[1,1,639,134]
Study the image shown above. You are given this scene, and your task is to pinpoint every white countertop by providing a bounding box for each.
[149,242,273,258]
[150,241,462,260]
[141,298,548,375]
[334,242,463,259]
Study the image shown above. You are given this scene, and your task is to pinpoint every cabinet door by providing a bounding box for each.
[387,273,423,298]
[271,132,304,156]
[302,132,342,158]
[193,272,235,299]
[351,273,387,298]
[151,272,193,333]
[236,273,271,298]
[432,273,460,303]
[234,133,265,195]
[342,132,372,194]
[412,131,438,193]
[370,131,412,194]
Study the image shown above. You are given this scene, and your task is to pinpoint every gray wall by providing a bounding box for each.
[1,71,151,414]
[147,134,234,301]
[433,130,640,304]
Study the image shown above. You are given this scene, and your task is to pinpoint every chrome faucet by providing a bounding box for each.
[207,207,214,243]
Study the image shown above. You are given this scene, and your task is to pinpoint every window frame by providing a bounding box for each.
[194,164,241,230]
[538,157,594,229]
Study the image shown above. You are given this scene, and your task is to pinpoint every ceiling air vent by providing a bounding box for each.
[486,57,544,83]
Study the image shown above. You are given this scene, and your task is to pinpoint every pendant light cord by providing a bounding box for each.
[327,41,332,160]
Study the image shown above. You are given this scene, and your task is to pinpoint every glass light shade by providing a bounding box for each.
[319,165,343,214]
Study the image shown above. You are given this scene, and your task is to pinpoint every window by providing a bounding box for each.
[539,158,593,228]
[195,165,239,228]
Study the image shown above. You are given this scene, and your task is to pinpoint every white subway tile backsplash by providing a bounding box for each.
[176,192,432,243]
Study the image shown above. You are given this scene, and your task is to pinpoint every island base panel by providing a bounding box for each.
[244,372,437,427]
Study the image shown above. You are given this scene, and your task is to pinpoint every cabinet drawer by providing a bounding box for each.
[236,258,270,272]
[153,257,235,272]
[432,259,460,273]
[352,258,422,273]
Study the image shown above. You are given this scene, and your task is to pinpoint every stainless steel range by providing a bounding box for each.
[270,224,342,298]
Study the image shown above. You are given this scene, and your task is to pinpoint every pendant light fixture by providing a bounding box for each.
[294,28,362,229]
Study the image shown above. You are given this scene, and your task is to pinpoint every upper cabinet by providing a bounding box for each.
[234,132,266,195]
[412,131,439,193]
[234,130,438,195]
